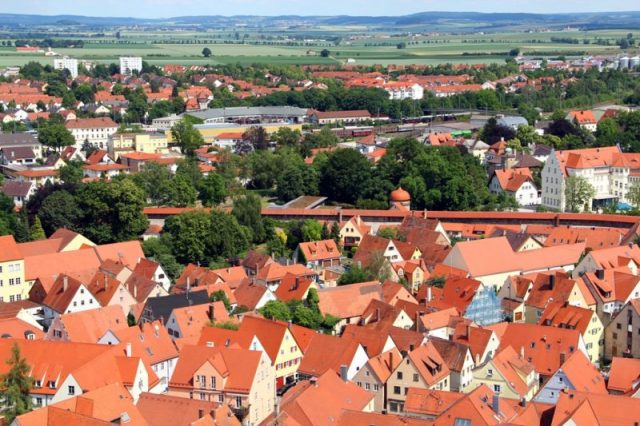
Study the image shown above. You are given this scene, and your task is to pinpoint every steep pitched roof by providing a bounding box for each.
[238,315,294,364]
[551,390,640,426]
[0,234,22,262]
[538,301,595,335]
[265,370,373,426]
[24,249,101,283]
[92,241,144,268]
[366,348,402,383]
[136,392,224,426]
[42,275,89,313]
[54,305,128,343]
[169,345,262,394]
[490,346,535,398]
[430,337,472,373]
[298,334,362,378]
[274,273,315,302]
[407,342,451,386]
[170,302,229,338]
[233,280,270,310]
[607,357,640,394]
[298,239,341,262]
[317,281,382,319]
[497,323,583,377]
[558,350,606,394]
[109,321,179,366]
[404,388,464,418]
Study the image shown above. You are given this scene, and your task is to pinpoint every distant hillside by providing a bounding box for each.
[0,11,639,31]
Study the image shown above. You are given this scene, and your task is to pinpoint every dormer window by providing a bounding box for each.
[48,381,56,389]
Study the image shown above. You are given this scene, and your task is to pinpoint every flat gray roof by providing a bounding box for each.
[185,106,308,121]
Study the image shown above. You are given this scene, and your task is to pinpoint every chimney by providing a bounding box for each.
[375,308,381,323]
[198,409,204,419]
[208,304,215,322]
[427,286,432,302]
[560,352,566,366]
[520,398,527,408]
[339,364,348,382]
[596,269,605,280]
[520,346,525,359]
[125,342,132,357]
[294,277,299,290]
[492,394,500,415]
[389,351,393,369]
[186,277,191,292]
[409,344,415,352]
[133,285,137,300]
[104,274,108,291]
[549,274,555,290]
[274,397,281,417]
[310,377,318,387]
[287,320,292,330]
[63,276,68,292]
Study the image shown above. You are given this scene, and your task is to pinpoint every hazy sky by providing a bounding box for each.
[7,0,640,18]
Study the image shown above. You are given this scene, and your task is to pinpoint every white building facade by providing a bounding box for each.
[53,57,79,78]
[120,57,143,75]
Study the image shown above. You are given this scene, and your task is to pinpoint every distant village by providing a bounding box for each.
[0,53,639,425]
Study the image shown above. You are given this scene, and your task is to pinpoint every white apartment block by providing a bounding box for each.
[541,146,637,212]
[120,57,143,75]
[53,57,79,78]
[65,118,119,150]
[384,83,424,100]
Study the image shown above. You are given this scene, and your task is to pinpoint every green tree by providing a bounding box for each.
[38,123,74,152]
[0,344,33,423]
[30,216,46,240]
[58,161,84,185]
[272,127,301,146]
[38,190,80,235]
[276,161,318,202]
[243,126,269,151]
[210,290,231,311]
[330,222,341,246]
[208,210,251,259]
[319,149,373,204]
[302,219,323,242]
[202,47,212,57]
[628,181,640,209]
[163,211,211,264]
[171,120,204,157]
[266,233,289,258]
[564,175,596,212]
[142,236,183,281]
[199,173,227,206]
[75,179,148,243]
[233,193,266,244]
[260,300,292,321]
[320,49,330,57]
[338,264,372,285]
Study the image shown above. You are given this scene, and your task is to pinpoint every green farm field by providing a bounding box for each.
[0,29,635,68]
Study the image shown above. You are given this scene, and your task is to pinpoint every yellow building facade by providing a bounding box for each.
[109,133,169,160]
[0,236,27,303]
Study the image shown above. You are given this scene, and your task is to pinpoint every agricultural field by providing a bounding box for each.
[0,29,636,68]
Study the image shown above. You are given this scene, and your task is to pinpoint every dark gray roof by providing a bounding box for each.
[1,146,36,161]
[141,290,209,324]
[1,180,33,197]
[533,144,552,156]
[497,116,529,128]
[0,133,40,148]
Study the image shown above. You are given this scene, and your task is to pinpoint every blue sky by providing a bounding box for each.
[7,0,640,18]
